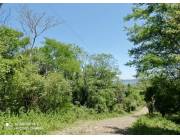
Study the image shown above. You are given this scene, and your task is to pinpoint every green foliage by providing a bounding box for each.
[0,26,29,58]
[0,105,124,135]
[87,89,117,113]
[128,114,180,134]
[145,76,180,116]
[122,85,144,112]
[38,38,81,77]
[11,65,45,113]
[0,26,30,113]
[125,4,180,116]
[38,72,72,112]
[77,53,123,112]
[0,23,145,134]
[125,4,180,77]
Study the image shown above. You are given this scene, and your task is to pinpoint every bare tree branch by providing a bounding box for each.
[18,6,61,51]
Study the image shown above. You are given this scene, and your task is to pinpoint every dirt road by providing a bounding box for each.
[52,107,148,135]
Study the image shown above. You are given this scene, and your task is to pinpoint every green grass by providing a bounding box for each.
[0,105,126,135]
[128,114,180,135]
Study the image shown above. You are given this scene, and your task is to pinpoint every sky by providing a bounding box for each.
[3,3,136,79]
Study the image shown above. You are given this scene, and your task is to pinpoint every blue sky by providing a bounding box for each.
[4,3,136,79]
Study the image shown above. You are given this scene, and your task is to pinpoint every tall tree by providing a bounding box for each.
[82,53,120,112]
[125,4,180,115]
[125,4,180,78]
[0,26,29,112]
[35,38,81,77]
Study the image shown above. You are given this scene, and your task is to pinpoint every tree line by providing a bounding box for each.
[0,5,144,115]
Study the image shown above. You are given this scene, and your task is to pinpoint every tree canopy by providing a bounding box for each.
[125,3,180,116]
[125,4,180,78]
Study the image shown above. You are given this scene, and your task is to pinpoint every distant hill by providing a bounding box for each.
[121,79,139,85]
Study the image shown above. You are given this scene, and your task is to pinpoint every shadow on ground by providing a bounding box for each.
[104,126,128,134]
[104,125,180,135]
[166,114,180,125]
[127,125,180,135]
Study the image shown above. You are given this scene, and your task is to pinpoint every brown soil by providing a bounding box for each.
[51,107,148,135]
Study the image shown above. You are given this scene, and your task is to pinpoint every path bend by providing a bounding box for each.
[52,107,148,135]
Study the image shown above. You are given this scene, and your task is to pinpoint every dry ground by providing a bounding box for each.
[51,107,148,135]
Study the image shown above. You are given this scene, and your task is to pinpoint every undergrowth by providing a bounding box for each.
[128,114,180,135]
[0,105,125,135]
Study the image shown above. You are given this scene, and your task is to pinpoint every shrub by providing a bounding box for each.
[38,72,72,112]
[128,114,180,134]
[113,104,124,113]
[145,76,180,116]
[1,63,44,114]
[0,105,123,135]
[87,89,117,113]
[122,86,144,112]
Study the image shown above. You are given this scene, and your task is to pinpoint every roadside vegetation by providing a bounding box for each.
[0,105,128,134]
[0,3,179,135]
[125,3,180,135]
[128,113,180,135]
[0,5,144,134]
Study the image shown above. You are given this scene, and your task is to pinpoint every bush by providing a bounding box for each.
[145,76,180,116]
[87,89,117,113]
[122,85,144,112]
[123,97,137,112]
[38,72,72,112]
[1,63,44,114]
[128,114,180,134]
[113,104,125,113]
[0,105,123,135]
[1,65,72,114]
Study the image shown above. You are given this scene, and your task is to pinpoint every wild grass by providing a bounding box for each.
[128,114,180,135]
[0,105,125,135]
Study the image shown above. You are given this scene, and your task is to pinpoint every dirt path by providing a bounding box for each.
[51,107,148,135]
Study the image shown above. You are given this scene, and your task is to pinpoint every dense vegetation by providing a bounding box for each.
[0,4,144,134]
[0,105,128,134]
[128,113,180,135]
[125,3,180,134]
[1,3,179,135]
[0,26,143,114]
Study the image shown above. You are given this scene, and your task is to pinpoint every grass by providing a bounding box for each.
[0,105,126,135]
[128,113,180,135]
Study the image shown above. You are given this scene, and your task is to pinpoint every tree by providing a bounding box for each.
[125,4,180,115]
[0,26,29,113]
[125,4,180,77]
[145,76,180,116]
[88,53,120,89]
[35,38,81,77]
[81,53,121,112]
[0,26,29,58]
[18,6,60,57]
[71,50,89,105]
[38,72,72,112]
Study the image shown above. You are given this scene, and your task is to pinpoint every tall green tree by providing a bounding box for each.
[33,38,81,78]
[82,53,121,112]
[125,4,180,77]
[0,26,29,113]
[125,4,180,115]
